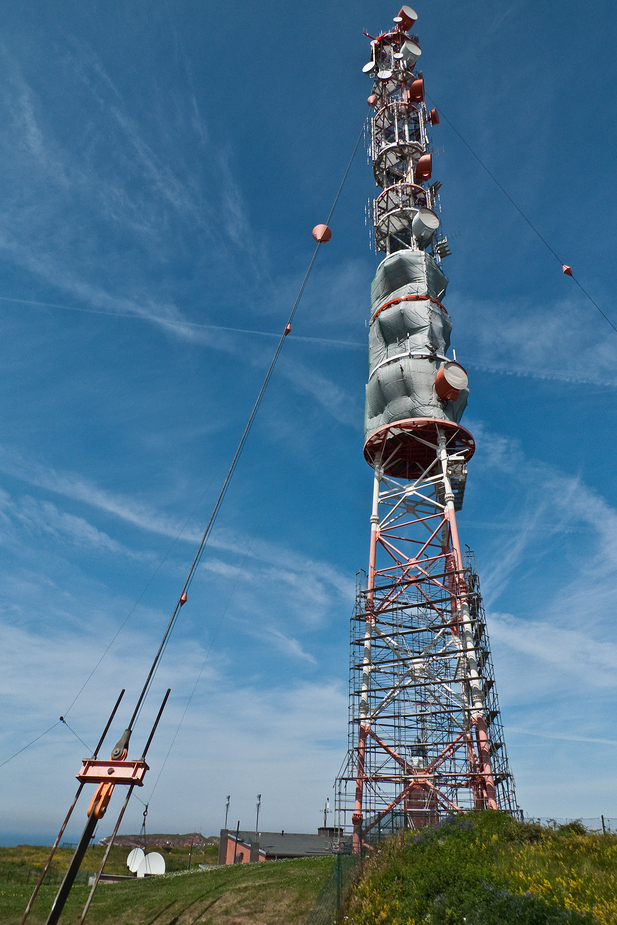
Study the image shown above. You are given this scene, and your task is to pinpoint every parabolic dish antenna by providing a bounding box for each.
[136,851,166,878]
[412,207,439,242]
[362,61,375,73]
[378,69,393,80]
[401,40,421,67]
[399,6,418,29]
[126,847,145,873]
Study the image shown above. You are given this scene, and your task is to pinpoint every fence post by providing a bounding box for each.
[602,815,606,835]
[336,852,341,915]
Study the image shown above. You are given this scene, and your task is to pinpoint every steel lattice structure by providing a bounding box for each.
[334,6,518,851]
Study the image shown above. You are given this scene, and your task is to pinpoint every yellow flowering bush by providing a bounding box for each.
[345,811,615,924]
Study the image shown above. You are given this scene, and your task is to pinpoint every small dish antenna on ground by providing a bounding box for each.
[127,847,145,873]
[136,851,166,877]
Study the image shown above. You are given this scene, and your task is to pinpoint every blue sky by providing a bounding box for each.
[1,0,617,845]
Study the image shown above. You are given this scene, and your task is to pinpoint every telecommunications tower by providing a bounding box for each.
[335,6,518,851]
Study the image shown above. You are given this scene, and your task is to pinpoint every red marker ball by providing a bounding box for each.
[312,224,332,243]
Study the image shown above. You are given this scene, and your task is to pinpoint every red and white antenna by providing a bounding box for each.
[335,6,518,851]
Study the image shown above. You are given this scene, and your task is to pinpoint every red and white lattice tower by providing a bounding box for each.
[334,6,519,851]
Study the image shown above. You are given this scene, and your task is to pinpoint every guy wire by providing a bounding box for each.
[127,117,367,734]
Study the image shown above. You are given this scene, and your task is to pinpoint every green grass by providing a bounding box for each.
[1,851,334,924]
[0,842,219,884]
[344,811,617,924]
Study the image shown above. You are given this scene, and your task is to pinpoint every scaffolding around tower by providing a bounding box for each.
[334,5,518,849]
[334,425,518,848]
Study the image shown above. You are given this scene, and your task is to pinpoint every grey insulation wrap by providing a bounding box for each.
[365,250,469,440]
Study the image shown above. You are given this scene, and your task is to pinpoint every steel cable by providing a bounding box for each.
[127,117,367,734]
[429,97,617,336]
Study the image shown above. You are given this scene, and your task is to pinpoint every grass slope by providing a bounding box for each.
[0,843,219,884]
[345,811,617,925]
[2,854,334,924]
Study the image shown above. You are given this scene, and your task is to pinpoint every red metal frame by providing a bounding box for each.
[364,418,475,479]
[336,425,517,849]
[77,759,149,786]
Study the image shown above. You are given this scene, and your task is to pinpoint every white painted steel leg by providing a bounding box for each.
[437,433,497,809]
[352,469,381,854]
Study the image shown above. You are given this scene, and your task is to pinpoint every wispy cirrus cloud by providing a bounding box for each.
[0,443,191,539]
[466,424,617,768]
[452,293,617,387]
[0,491,143,558]
[470,422,617,602]
[237,620,318,664]
[0,444,354,637]
[489,609,617,696]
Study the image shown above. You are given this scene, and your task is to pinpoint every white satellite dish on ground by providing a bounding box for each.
[127,847,145,873]
[136,851,166,878]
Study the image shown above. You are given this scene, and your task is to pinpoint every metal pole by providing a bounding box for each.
[20,784,85,925]
[92,690,126,758]
[139,689,171,759]
[602,814,606,835]
[336,853,341,915]
[23,691,127,924]
[224,795,230,831]
[45,812,99,925]
[233,821,240,865]
[77,785,135,925]
[255,794,261,839]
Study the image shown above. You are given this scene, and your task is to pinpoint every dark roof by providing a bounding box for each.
[230,830,347,858]
[99,832,207,848]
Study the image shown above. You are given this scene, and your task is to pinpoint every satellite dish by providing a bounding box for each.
[127,847,145,873]
[362,61,376,73]
[400,40,421,67]
[377,69,393,80]
[435,362,468,401]
[414,153,432,182]
[399,6,418,30]
[393,52,404,60]
[412,208,439,242]
[136,852,166,878]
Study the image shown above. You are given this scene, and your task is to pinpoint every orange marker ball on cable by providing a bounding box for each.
[312,224,332,243]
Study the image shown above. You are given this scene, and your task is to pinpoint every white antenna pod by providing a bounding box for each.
[136,851,166,877]
[127,847,145,873]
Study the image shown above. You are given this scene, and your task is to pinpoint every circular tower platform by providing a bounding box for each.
[364,418,475,479]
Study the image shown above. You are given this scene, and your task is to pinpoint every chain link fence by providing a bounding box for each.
[306,852,362,925]
[306,816,617,923]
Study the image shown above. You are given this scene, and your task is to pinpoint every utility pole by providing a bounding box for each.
[255,794,261,838]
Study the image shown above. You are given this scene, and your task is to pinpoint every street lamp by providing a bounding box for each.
[255,794,261,838]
